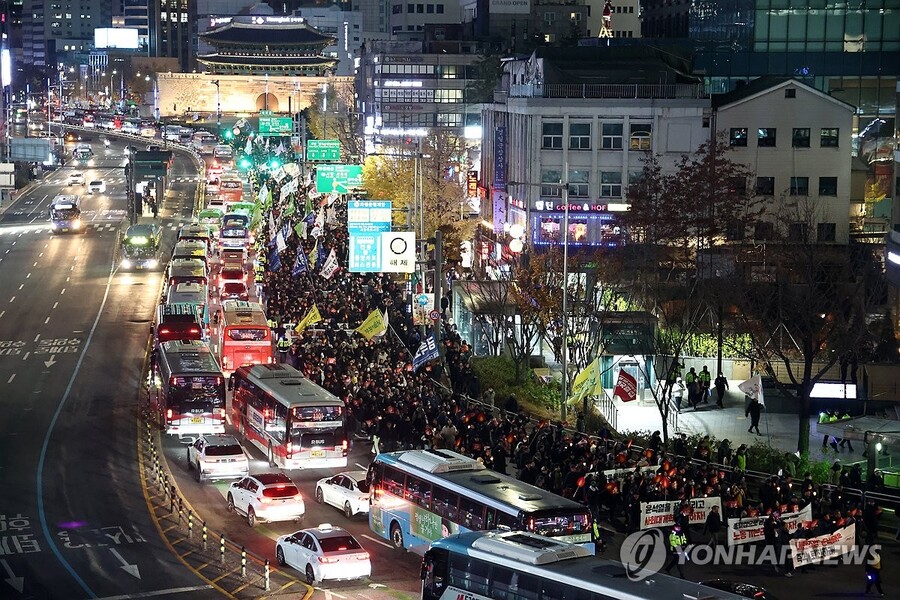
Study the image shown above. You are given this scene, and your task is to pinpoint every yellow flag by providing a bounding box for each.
[355,309,387,341]
[294,304,322,334]
[569,358,603,404]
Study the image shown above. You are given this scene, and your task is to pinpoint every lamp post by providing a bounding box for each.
[211,80,220,128]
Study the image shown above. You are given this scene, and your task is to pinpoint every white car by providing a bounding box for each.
[87,180,106,194]
[227,473,305,527]
[315,471,370,518]
[187,434,249,483]
[68,172,85,186]
[276,524,371,585]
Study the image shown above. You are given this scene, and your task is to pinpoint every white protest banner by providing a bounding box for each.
[726,504,812,546]
[598,466,658,482]
[791,523,856,568]
[640,497,722,530]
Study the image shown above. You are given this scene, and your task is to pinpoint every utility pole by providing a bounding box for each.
[433,228,443,345]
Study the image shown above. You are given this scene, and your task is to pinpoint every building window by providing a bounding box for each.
[790,176,809,196]
[729,128,748,147]
[629,123,652,150]
[541,169,563,197]
[437,4,444,13]
[570,12,581,23]
[817,223,836,242]
[568,122,591,150]
[407,3,414,12]
[755,176,775,196]
[601,123,623,149]
[600,171,622,197]
[788,222,809,242]
[792,128,810,148]
[754,222,774,240]
[726,221,745,241]
[543,12,555,25]
[427,4,434,13]
[437,65,458,78]
[757,128,777,147]
[542,122,563,149]
[417,4,424,13]
[819,176,838,196]
[785,88,796,98]
[820,128,839,147]
[568,169,589,197]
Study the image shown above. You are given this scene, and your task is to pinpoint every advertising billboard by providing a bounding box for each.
[489,0,531,15]
[94,28,140,50]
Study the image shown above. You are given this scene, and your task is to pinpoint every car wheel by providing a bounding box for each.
[227,494,235,513]
[315,488,324,504]
[196,465,203,483]
[267,444,275,468]
[305,564,316,585]
[247,507,257,528]
[344,502,353,519]
[390,522,404,550]
[276,546,286,567]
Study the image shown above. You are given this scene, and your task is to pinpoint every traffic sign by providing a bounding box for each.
[306,139,341,162]
[316,164,363,193]
[259,115,292,135]
[380,231,415,273]
[348,200,393,273]
[429,310,441,321]
[417,294,429,306]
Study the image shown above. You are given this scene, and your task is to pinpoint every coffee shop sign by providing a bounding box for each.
[534,200,608,212]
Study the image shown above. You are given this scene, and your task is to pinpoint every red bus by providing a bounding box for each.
[230,363,348,469]
[216,300,273,375]
[153,339,225,436]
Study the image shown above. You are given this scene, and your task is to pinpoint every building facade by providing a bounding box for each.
[357,37,484,136]
[22,0,112,67]
[291,4,363,77]
[388,0,461,40]
[713,77,855,245]
[149,0,191,72]
[481,47,710,251]
[460,0,590,51]
[123,0,150,53]
[585,0,639,39]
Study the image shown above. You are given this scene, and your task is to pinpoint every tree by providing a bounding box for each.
[306,80,364,161]
[464,52,504,104]
[362,131,474,262]
[729,199,874,458]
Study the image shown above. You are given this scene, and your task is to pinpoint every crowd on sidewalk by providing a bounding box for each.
[256,193,887,583]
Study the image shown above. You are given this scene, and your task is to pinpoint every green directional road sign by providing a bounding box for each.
[259,114,292,136]
[315,164,364,193]
[306,139,341,162]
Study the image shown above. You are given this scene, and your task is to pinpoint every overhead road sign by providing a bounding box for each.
[259,114,292,136]
[347,200,392,273]
[315,164,363,193]
[306,139,340,162]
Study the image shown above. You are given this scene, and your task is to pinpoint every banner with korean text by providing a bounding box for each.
[790,523,856,568]
[640,497,722,530]
[726,504,812,546]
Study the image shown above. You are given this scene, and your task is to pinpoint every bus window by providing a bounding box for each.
[265,402,287,443]
[459,496,486,530]
[422,548,449,600]
[489,566,516,600]
[449,554,489,596]
[404,476,431,509]
[382,466,405,499]
[432,487,459,522]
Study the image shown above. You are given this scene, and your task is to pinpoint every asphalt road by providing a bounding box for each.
[0,138,212,599]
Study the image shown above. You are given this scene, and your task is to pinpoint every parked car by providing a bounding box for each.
[226,473,305,527]
[187,434,249,483]
[315,471,370,518]
[275,524,370,584]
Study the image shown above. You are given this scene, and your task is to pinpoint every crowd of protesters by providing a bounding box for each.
[256,192,887,576]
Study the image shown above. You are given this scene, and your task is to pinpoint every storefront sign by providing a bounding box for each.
[726,504,812,546]
[467,170,478,197]
[640,497,722,530]
[492,189,507,234]
[534,200,609,212]
[493,126,507,191]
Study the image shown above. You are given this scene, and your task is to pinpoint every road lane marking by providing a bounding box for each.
[0,310,4,319]
[52,302,58,309]
[7,374,15,383]
[18,284,23,290]
[355,463,367,470]
[93,585,214,600]
[22,352,29,361]
[26,273,31,278]
[9,296,14,303]
[60,288,65,294]
[44,317,50,324]
[34,334,40,342]
[362,534,394,549]
[33,262,37,267]
[39,252,43,257]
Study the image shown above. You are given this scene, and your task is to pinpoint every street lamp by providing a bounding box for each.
[211,80,221,128]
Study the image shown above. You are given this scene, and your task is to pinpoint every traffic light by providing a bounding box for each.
[239,157,251,170]
[269,158,281,170]
[224,129,233,140]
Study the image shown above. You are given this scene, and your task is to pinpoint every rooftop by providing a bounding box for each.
[200,20,335,47]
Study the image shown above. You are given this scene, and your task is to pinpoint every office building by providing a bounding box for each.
[21,0,112,67]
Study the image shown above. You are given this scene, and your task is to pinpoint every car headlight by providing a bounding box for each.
[121,259,132,269]
[145,259,158,269]
[51,222,58,229]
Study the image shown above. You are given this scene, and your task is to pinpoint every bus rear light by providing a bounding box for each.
[169,376,176,386]
[267,356,273,364]
[219,408,226,418]
[342,440,348,456]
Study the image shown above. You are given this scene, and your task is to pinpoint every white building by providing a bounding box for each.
[389,0,461,40]
[292,4,363,77]
[481,47,709,250]
[713,77,855,244]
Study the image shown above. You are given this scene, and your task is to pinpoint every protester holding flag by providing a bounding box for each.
[746,395,763,435]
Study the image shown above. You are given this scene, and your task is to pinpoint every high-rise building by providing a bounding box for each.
[388,1,462,41]
[123,0,150,53]
[460,0,589,51]
[149,0,192,72]
[21,0,112,68]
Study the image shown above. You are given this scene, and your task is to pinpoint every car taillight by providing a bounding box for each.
[342,440,348,456]
[317,556,339,564]
[166,409,173,421]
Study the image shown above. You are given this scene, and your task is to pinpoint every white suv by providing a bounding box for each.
[227,473,305,527]
[187,434,249,483]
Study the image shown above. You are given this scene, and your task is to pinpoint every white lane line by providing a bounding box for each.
[18,284,23,290]
[94,585,214,600]
[44,317,50,324]
[0,310,4,319]
[52,302,58,309]
[361,534,394,549]
[22,352,30,361]
[9,296,14,303]
[70,265,74,271]
[34,334,40,342]
[7,374,15,383]
[60,288,65,295]
[355,463,367,470]
[33,262,37,267]
[26,273,31,279]
[66,276,70,282]
[39,252,44,257]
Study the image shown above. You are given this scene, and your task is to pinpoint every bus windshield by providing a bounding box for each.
[226,328,268,341]
[169,375,223,405]
[51,207,79,220]
[291,405,343,425]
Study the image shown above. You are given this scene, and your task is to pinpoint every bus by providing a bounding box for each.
[166,258,208,290]
[216,300,273,374]
[153,339,225,436]
[421,530,745,600]
[218,178,243,205]
[121,223,162,270]
[229,363,348,469]
[166,283,210,335]
[48,195,83,233]
[172,240,209,270]
[368,450,594,553]
[198,208,224,236]
[73,145,93,164]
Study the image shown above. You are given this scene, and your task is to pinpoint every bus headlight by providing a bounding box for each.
[72,219,82,230]
[145,259,158,269]
[121,259,132,269]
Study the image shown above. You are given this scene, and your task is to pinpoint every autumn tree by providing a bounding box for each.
[362,130,474,262]
[306,80,364,162]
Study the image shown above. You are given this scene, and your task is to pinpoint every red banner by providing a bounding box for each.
[614,369,637,402]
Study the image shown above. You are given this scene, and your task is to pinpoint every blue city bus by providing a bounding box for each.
[48,195,83,233]
[368,449,593,554]
[421,530,745,600]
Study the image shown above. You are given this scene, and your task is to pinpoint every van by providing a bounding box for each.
[154,303,203,345]
[213,145,233,160]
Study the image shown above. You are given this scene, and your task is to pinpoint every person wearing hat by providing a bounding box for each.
[664,525,687,579]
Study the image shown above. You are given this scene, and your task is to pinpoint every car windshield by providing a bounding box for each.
[206,444,243,457]
[222,283,246,293]
[319,536,363,553]
[90,181,102,186]
[262,485,299,499]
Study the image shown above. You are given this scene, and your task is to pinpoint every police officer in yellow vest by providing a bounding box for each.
[698,366,712,405]
[663,525,687,579]
[276,334,291,363]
